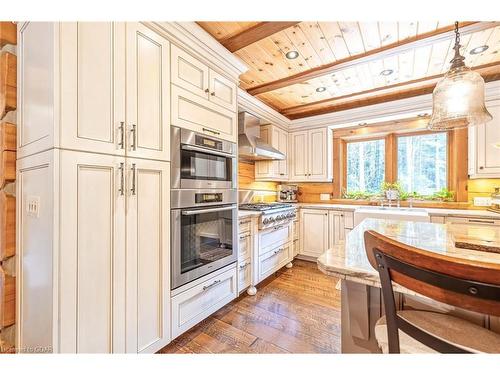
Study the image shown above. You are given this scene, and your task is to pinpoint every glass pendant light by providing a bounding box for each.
[428,22,492,130]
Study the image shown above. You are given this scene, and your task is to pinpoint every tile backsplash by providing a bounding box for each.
[468,178,500,206]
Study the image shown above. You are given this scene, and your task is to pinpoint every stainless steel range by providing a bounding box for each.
[239,203,296,230]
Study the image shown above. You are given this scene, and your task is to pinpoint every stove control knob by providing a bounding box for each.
[263,218,269,225]
[268,217,276,222]
[276,215,283,221]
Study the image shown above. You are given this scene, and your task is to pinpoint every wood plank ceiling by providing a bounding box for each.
[198,21,500,119]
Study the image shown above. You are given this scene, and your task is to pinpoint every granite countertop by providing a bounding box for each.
[297,203,500,219]
[317,218,500,293]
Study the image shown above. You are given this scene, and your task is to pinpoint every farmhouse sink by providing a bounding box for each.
[353,206,430,226]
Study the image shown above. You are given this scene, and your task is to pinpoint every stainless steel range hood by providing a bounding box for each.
[238,112,285,161]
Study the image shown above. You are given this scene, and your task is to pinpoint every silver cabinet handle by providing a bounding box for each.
[239,262,249,270]
[203,279,221,291]
[468,219,495,224]
[131,163,136,195]
[239,234,250,240]
[273,248,284,255]
[118,162,124,196]
[202,127,220,136]
[118,122,125,149]
[182,204,237,216]
[131,124,137,151]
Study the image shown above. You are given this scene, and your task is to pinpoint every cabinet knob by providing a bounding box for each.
[479,166,484,170]
[210,92,216,96]
[204,88,210,93]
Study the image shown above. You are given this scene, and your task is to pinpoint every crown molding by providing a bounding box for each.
[147,22,248,81]
[237,89,290,130]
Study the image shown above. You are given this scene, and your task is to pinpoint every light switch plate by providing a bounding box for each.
[320,193,331,201]
[473,197,491,206]
[26,196,40,218]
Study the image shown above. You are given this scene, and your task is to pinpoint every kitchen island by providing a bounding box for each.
[317,218,500,353]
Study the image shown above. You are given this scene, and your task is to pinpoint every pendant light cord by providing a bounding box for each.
[450,21,465,69]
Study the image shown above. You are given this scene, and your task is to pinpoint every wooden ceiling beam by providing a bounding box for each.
[247,21,500,96]
[282,62,500,119]
[220,22,300,52]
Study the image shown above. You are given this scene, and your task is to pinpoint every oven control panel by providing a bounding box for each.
[195,193,223,204]
[195,135,223,150]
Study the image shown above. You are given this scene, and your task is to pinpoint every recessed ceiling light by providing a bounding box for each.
[418,113,429,117]
[470,45,489,55]
[358,122,367,126]
[316,87,326,93]
[285,50,299,59]
[380,69,394,76]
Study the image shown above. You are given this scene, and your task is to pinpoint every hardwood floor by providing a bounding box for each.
[159,260,341,354]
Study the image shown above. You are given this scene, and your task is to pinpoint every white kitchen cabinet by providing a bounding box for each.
[468,100,500,178]
[171,266,237,339]
[238,258,252,293]
[170,44,210,99]
[59,22,126,157]
[125,159,170,354]
[328,211,345,248]
[444,216,500,226]
[238,231,252,261]
[299,209,329,257]
[170,45,238,142]
[255,124,289,181]
[58,151,127,353]
[257,242,292,282]
[171,85,237,142]
[208,69,238,111]
[126,23,171,162]
[19,22,170,161]
[289,128,332,182]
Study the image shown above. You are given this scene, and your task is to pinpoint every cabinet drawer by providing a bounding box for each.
[171,267,237,339]
[238,219,251,233]
[238,258,251,293]
[257,243,291,282]
[445,216,500,226]
[171,85,237,143]
[259,224,292,254]
[238,232,252,260]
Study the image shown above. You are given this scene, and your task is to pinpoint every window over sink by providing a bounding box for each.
[346,139,385,194]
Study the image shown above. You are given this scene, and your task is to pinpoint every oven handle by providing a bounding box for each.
[181,204,237,216]
[181,144,236,159]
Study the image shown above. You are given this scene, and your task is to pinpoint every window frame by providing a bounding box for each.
[334,124,468,202]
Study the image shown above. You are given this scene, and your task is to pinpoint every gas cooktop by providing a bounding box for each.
[239,203,294,211]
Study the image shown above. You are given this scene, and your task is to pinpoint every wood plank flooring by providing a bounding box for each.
[159,260,341,354]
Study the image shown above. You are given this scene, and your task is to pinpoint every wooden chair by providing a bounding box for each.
[364,230,500,354]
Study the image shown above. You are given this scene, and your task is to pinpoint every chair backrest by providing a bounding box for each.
[364,229,500,353]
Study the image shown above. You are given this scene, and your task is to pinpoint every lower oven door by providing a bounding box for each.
[171,204,238,289]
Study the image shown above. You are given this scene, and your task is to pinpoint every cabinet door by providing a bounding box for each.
[289,131,309,181]
[208,69,237,111]
[278,129,289,178]
[475,102,500,177]
[171,44,209,99]
[59,151,126,353]
[171,85,237,143]
[328,211,344,248]
[60,22,126,156]
[125,159,170,353]
[308,128,329,181]
[126,23,170,161]
[300,209,329,258]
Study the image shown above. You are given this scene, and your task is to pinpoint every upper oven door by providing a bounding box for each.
[180,144,235,189]
[171,127,237,190]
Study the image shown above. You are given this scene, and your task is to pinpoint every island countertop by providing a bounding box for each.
[317,218,500,293]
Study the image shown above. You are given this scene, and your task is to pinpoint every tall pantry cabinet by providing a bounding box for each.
[16,22,170,353]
